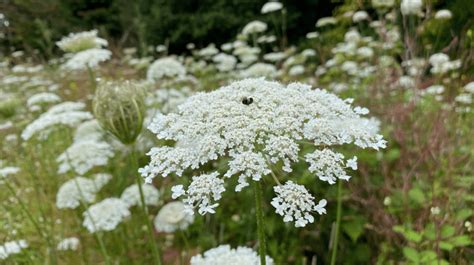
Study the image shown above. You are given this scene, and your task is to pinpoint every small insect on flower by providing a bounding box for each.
[241,97,253,105]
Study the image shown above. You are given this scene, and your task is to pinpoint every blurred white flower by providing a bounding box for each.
[0,166,20,179]
[306,31,320,39]
[154,201,194,232]
[288,65,305,76]
[316,17,337,27]
[261,1,283,14]
[353,11,369,23]
[372,0,395,9]
[57,237,80,251]
[83,198,130,233]
[240,63,277,78]
[27,92,61,110]
[21,102,93,140]
[198,44,219,58]
[434,9,452,20]
[147,57,186,82]
[272,181,327,227]
[242,20,267,35]
[212,53,237,72]
[0,240,28,260]
[401,0,423,16]
[190,245,274,265]
[56,30,107,53]
[63,48,111,70]
[121,184,160,207]
[57,140,114,175]
[464,82,474,93]
[56,175,111,209]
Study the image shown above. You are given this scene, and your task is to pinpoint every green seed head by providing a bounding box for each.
[93,80,147,145]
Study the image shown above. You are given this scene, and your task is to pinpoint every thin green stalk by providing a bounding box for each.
[79,205,111,265]
[130,147,162,265]
[330,180,343,265]
[253,180,267,265]
[87,65,97,90]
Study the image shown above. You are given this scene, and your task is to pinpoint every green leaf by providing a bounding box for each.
[441,225,455,238]
[403,247,420,262]
[342,218,365,242]
[424,223,436,240]
[439,241,454,251]
[419,250,437,262]
[405,229,423,243]
[455,209,473,221]
[449,235,472,247]
[409,188,426,204]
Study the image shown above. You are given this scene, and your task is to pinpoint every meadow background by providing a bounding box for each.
[0,0,473,264]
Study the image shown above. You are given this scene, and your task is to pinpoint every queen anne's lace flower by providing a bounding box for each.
[0,166,20,179]
[141,78,385,222]
[172,172,225,215]
[82,198,130,233]
[242,21,267,35]
[121,184,160,207]
[240,63,277,78]
[27,92,61,110]
[261,2,283,14]
[190,245,274,265]
[271,181,327,227]
[56,237,80,251]
[57,140,114,175]
[63,48,111,70]
[147,57,186,82]
[56,174,111,209]
[56,30,107,53]
[21,102,93,140]
[0,240,28,260]
[400,0,423,16]
[305,149,357,184]
[435,9,452,20]
[153,201,194,232]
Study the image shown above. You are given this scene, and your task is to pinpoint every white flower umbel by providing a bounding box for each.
[0,166,20,179]
[141,78,385,218]
[56,29,107,53]
[82,198,130,233]
[26,92,61,110]
[56,237,80,251]
[435,9,452,20]
[172,172,225,215]
[401,0,423,16]
[147,57,186,82]
[261,1,283,14]
[57,140,114,175]
[56,175,110,209]
[242,20,267,35]
[153,201,194,233]
[121,184,160,207]
[0,240,28,260]
[63,48,111,70]
[21,102,93,140]
[271,181,327,227]
[190,245,274,265]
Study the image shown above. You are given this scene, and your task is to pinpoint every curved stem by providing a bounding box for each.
[253,180,266,265]
[330,180,343,265]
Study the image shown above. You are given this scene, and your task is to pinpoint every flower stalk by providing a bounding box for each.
[253,180,267,265]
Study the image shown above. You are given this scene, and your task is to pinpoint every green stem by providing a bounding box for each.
[130,147,162,265]
[253,180,267,265]
[87,65,97,91]
[330,180,343,265]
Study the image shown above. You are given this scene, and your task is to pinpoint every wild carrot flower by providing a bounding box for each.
[147,57,186,82]
[261,2,283,14]
[82,198,130,233]
[190,245,274,265]
[141,78,386,224]
[121,184,160,207]
[56,174,111,209]
[153,201,194,232]
[56,29,107,53]
[57,237,80,251]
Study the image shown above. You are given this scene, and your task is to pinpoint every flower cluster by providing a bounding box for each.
[26,92,61,111]
[121,184,160,207]
[63,48,112,70]
[56,140,114,175]
[56,237,80,251]
[141,78,385,222]
[82,198,130,233]
[56,29,108,53]
[171,172,226,215]
[0,240,28,260]
[154,201,194,232]
[147,57,186,82]
[56,174,111,209]
[21,102,93,140]
[190,245,274,265]
[271,181,327,227]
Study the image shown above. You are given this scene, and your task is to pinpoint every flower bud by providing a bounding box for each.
[93,80,146,144]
